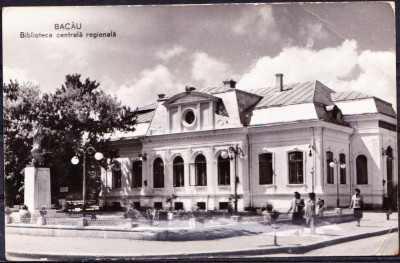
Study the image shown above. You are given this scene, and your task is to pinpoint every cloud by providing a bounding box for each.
[233,5,279,39]
[191,52,234,87]
[301,23,329,48]
[3,66,39,86]
[237,39,396,107]
[352,50,396,106]
[238,40,359,88]
[156,45,186,61]
[112,65,184,108]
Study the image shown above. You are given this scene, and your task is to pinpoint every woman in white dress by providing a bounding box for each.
[349,188,363,227]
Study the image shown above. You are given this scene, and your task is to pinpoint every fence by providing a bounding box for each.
[45,218,80,226]
[86,218,129,226]
[8,208,353,227]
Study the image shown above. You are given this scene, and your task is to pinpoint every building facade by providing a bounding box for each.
[100,74,397,211]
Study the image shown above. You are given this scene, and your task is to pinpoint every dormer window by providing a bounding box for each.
[185,110,195,124]
[163,90,220,132]
[182,108,197,127]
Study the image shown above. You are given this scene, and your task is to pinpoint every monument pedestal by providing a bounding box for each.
[24,165,51,220]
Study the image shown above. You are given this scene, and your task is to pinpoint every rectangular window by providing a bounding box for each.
[154,202,163,210]
[174,202,184,210]
[219,202,228,210]
[289,152,303,184]
[153,158,164,188]
[195,155,207,186]
[197,202,206,210]
[112,169,122,189]
[340,154,346,184]
[326,152,334,184]
[356,155,368,184]
[133,202,140,209]
[112,202,121,209]
[259,153,273,184]
[218,155,230,185]
[132,161,142,188]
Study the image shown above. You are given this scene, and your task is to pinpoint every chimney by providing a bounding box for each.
[223,79,237,89]
[158,94,165,99]
[185,86,196,92]
[275,73,283,92]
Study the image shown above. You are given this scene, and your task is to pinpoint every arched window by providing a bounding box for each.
[259,153,273,184]
[132,161,142,188]
[356,155,368,185]
[289,152,303,184]
[173,156,184,187]
[339,153,346,184]
[195,154,207,186]
[326,151,334,184]
[218,155,230,185]
[153,158,164,188]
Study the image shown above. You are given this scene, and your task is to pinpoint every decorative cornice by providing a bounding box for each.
[163,91,220,107]
[142,127,249,143]
[344,113,396,123]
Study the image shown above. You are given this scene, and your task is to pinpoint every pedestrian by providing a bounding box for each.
[227,198,234,215]
[305,192,317,234]
[348,188,363,227]
[287,192,305,234]
[382,194,392,220]
[263,203,280,224]
[316,198,324,217]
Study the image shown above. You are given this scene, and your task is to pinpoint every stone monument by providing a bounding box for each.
[24,125,51,220]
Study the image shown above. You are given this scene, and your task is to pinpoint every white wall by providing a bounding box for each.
[102,115,396,210]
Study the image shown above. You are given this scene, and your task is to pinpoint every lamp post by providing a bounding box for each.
[309,144,316,192]
[71,146,104,215]
[221,145,245,213]
[329,159,346,208]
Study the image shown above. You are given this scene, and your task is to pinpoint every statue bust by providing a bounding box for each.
[31,125,44,166]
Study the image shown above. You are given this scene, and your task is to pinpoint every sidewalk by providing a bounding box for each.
[6,212,398,260]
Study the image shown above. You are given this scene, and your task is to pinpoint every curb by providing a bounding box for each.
[7,227,398,260]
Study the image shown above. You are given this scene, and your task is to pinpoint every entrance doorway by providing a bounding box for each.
[385,146,397,210]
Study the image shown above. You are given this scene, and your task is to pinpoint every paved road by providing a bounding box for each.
[245,232,398,257]
[307,231,398,256]
[7,233,399,261]
[5,212,398,260]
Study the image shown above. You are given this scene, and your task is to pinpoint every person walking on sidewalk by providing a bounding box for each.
[316,197,324,217]
[349,188,363,227]
[287,192,305,234]
[227,198,234,215]
[382,194,392,220]
[305,192,317,234]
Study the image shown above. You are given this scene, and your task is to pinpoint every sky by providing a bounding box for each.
[3,2,396,109]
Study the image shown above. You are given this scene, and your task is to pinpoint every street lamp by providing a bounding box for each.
[309,144,316,192]
[71,146,104,215]
[329,159,346,208]
[221,145,245,213]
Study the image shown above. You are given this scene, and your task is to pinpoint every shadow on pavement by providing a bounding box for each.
[258,244,300,248]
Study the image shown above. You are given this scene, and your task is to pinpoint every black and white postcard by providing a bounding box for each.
[3,2,398,260]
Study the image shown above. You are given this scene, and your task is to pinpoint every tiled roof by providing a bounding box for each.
[198,86,235,94]
[136,110,154,123]
[134,81,396,125]
[374,98,397,118]
[331,91,371,101]
[331,91,396,118]
[137,102,157,112]
[200,82,330,109]
[134,102,157,124]
[247,82,317,109]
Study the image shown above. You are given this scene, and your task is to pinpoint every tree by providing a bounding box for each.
[3,74,137,206]
[3,81,42,206]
